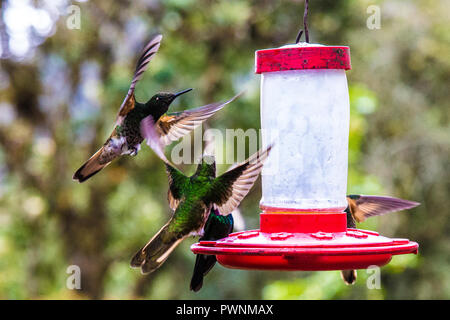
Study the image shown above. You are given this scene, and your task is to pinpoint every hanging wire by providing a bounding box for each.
[295,0,310,44]
[295,30,304,44]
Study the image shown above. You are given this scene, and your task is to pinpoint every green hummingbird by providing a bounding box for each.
[341,194,420,285]
[190,207,234,292]
[73,34,238,182]
[188,125,245,291]
[130,145,273,274]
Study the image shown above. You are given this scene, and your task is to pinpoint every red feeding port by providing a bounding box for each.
[191,210,418,271]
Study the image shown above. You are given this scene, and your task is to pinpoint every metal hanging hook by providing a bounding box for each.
[295,30,304,44]
[295,0,310,44]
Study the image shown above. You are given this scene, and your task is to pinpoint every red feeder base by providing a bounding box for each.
[191,212,418,271]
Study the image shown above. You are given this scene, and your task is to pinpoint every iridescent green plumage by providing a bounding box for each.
[190,208,234,292]
[131,146,272,275]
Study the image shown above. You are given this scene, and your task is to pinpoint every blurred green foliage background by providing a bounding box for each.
[0,0,448,299]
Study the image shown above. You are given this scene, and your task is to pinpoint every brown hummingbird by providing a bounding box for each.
[341,194,420,285]
[73,34,239,182]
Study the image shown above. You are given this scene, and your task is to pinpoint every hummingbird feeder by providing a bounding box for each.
[191,7,418,272]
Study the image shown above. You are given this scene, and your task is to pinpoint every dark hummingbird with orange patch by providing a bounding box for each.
[73,34,238,182]
[341,194,420,285]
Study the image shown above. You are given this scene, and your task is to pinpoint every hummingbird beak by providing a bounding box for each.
[173,88,193,99]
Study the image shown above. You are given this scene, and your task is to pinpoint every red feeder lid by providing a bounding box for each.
[255,44,351,74]
[191,213,418,271]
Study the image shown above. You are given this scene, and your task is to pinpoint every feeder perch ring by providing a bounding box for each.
[191,213,418,271]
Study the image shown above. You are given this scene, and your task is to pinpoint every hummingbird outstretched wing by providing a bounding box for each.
[346,195,420,223]
[342,195,419,287]
[164,163,189,210]
[205,145,273,215]
[116,34,163,125]
[156,93,242,146]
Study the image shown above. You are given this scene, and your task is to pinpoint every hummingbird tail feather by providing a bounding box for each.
[190,254,217,292]
[73,147,108,183]
[341,269,357,285]
[130,224,183,274]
